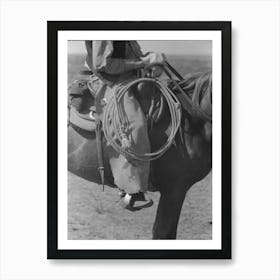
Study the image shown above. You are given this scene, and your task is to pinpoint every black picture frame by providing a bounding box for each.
[47,21,231,259]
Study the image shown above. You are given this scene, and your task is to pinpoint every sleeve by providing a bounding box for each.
[91,41,144,75]
[130,41,145,57]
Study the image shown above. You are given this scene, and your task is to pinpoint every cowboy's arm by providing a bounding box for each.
[92,41,145,75]
[102,59,145,74]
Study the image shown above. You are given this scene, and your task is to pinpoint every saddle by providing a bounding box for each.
[68,78,97,131]
[68,77,166,132]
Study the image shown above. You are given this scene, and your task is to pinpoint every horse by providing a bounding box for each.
[68,72,212,239]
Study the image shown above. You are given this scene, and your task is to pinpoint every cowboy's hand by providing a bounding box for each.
[141,52,166,67]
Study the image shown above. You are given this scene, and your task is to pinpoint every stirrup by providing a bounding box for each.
[123,192,153,211]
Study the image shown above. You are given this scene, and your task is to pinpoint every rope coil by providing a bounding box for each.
[103,78,182,162]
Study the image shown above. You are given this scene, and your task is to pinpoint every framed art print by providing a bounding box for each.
[47,21,231,259]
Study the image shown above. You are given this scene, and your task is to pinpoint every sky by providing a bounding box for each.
[68,40,212,56]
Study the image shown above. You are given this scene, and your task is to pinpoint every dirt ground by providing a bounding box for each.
[68,171,212,240]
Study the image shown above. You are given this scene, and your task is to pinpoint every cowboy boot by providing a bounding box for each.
[122,191,153,211]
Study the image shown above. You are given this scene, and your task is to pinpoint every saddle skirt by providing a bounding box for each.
[69,106,96,131]
[68,77,98,131]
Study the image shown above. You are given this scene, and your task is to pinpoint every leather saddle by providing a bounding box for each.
[68,77,166,132]
[68,78,97,131]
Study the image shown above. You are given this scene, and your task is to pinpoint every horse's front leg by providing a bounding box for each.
[152,183,187,239]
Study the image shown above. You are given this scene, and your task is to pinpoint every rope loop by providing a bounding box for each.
[103,78,182,162]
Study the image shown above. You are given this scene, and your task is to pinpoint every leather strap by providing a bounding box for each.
[80,69,93,75]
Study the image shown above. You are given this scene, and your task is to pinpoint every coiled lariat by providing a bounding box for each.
[103,78,182,162]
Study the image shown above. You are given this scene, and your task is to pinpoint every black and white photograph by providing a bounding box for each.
[67,40,213,240]
[48,21,231,259]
